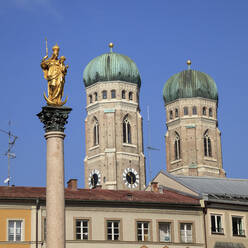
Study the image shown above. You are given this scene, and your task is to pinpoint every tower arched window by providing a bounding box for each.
[192,106,197,115]
[111,90,116,98]
[93,118,99,146]
[94,92,98,101]
[122,90,126,99]
[129,92,133,100]
[169,110,173,120]
[123,116,131,144]
[102,90,107,99]
[175,108,179,118]
[204,131,212,157]
[174,133,181,160]
[202,107,207,116]
[184,107,188,115]
[209,108,213,117]
[89,94,92,103]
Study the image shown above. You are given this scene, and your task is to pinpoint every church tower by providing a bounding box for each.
[163,61,226,177]
[83,44,146,190]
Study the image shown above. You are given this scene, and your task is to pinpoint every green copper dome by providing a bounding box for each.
[83,52,141,87]
[163,69,218,104]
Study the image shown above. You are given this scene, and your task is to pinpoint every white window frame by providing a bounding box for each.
[7,219,24,242]
[159,222,171,242]
[106,220,120,241]
[137,221,150,241]
[75,219,89,240]
[232,216,245,236]
[180,223,193,243]
[211,214,223,234]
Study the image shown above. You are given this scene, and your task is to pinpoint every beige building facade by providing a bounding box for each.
[83,50,146,190]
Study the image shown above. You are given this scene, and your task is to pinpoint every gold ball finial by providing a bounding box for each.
[109,42,114,48]
[187,59,191,66]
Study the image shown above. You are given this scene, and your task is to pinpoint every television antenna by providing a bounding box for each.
[146,106,159,183]
[0,121,18,186]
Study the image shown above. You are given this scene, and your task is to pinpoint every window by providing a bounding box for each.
[123,117,131,144]
[232,217,245,236]
[184,107,188,115]
[94,92,98,101]
[76,219,89,240]
[8,220,23,241]
[192,106,197,115]
[169,110,173,120]
[122,90,126,99]
[137,221,150,241]
[180,223,193,243]
[209,108,213,117]
[202,107,206,115]
[89,94,92,103]
[111,90,116,99]
[175,108,179,118]
[107,220,120,240]
[211,215,223,234]
[102,90,107,99]
[174,133,181,160]
[204,132,212,157]
[129,92,133,100]
[159,222,171,242]
[93,118,99,146]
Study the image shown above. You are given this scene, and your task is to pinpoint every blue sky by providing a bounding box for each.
[0,0,248,187]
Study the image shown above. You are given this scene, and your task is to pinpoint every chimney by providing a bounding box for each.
[151,182,158,192]
[95,185,102,189]
[67,179,78,191]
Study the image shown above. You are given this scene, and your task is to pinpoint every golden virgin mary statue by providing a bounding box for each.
[41,44,68,106]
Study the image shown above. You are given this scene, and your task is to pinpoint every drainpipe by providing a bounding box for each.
[200,199,208,248]
[36,198,40,248]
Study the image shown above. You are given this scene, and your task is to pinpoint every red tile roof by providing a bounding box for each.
[0,186,199,206]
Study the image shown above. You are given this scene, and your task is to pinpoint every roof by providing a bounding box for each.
[160,171,248,203]
[163,69,218,104]
[0,186,199,206]
[83,52,141,87]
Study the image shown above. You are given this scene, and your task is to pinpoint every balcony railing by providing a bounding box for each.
[233,229,245,237]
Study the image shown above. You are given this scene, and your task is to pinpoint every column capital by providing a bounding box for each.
[37,106,72,133]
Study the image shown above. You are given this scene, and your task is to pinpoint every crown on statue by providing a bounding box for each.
[52,44,60,51]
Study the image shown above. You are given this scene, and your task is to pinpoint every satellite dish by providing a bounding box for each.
[4,177,10,184]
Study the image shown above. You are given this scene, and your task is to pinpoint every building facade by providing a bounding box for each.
[0,184,205,248]
[163,66,226,177]
[83,47,146,190]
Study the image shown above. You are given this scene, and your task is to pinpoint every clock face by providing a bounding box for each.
[123,168,139,189]
[88,169,101,188]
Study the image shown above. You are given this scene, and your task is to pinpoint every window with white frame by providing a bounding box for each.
[8,220,23,241]
[107,220,120,240]
[180,223,193,243]
[137,221,150,241]
[232,217,245,236]
[211,215,223,234]
[159,222,171,242]
[75,219,89,240]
